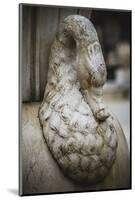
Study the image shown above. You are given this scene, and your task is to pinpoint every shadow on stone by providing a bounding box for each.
[7,188,18,196]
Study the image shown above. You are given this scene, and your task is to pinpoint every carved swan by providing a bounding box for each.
[39,15,118,184]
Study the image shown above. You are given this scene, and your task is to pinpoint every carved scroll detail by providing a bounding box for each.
[39,15,118,184]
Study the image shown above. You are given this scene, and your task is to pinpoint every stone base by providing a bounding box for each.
[20,102,130,195]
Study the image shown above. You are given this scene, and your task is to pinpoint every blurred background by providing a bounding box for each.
[92,10,130,98]
[92,10,131,149]
[21,5,131,149]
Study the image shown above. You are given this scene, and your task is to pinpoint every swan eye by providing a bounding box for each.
[88,46,93,56]
[90,48,93,54]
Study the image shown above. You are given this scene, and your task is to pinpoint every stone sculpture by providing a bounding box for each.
[39,15,118,184]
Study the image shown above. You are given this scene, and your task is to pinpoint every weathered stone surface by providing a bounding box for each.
[21,103,130,195]
[39,15,121,184]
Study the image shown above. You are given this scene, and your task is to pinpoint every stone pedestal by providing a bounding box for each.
[20,103,130,195]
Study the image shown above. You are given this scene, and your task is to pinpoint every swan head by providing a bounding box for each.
[76,39,107,90]
[59,15,107,89]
